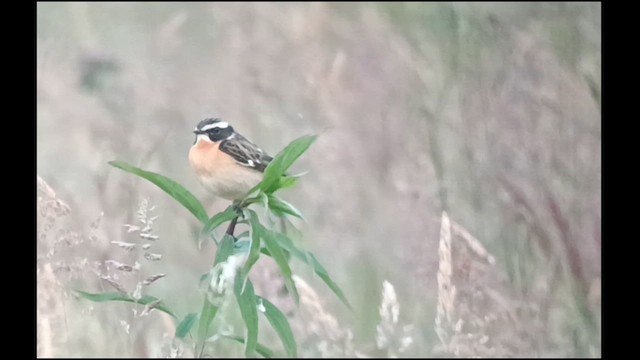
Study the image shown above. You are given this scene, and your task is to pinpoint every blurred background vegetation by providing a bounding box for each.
[37,2,600,358]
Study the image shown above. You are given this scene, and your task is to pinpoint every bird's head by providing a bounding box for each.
[193,118,235,143]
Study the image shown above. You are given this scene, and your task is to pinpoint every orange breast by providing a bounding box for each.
[189,139,264,200]
[189,140,234,176]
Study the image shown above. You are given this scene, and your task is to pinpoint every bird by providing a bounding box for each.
[189,118,273,201]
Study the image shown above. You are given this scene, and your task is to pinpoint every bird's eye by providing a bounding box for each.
[213,129,220,134]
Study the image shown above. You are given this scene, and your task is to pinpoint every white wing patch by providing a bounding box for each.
[236,158,263,168]
[201,121,229,131]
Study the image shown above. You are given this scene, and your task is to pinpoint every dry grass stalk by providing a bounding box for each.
[433,211,536,357]
[37,175,73,258]
[450,219,496,265]
[288,274,355,358]
[37,263,67,358]
[435,211,456,348]
[37,175,76,357]
[105,198,167,300]
[375,280,414,357]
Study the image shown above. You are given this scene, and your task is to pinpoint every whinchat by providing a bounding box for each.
[189,118,273,201]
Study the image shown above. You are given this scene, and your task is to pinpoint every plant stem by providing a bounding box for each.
[226,216,238,237]
[225,202,244,239]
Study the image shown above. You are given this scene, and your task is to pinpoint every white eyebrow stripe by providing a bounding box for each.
[201,122,229,131]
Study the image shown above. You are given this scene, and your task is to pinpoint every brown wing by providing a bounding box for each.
[219,134,273,172]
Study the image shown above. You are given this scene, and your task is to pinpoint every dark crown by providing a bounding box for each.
[195,118,223,131]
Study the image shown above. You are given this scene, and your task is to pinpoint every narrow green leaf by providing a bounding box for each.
[241,210,263,283]
[175,313,198,339]
[233,240,251,255]
[261,228,299,305]
[199,271,213,292]
[196,234,234,356]
[257,191,270,219]
[234,278,259,358]
[305,253,352,310]
[215,234,236,265]
[260,247,272,257]
[258,297,297,358]
[108,161,208,223]
[269,233,352,310]
[236,231,251,240]
[74,291,177,318]
[222,335,275,358]
[258,192,269,208]
[260,135,317,194]
[267,232,306,261]
[267,195,304,220]
[201,207,239,239]
[196,299,219,357]
[276,176,300,190]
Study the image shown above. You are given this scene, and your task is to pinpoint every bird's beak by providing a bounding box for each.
[194,130,204,134]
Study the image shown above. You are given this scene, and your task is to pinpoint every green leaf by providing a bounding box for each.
[260,247,272,257]
[276,176,300,190]
[233,239,251,255]
[241,210,263,285]
[222,335,275,358]
[258,192,269,208]
[201,207,239,242]
[235,278,259,358]
[305,252,352,311]
[267,195,304,220]
[215,234,236,265]
[175,313,198,339]
[260,135,317,194]
[196,299,219,357]
[74,291,177,318]
[108,161,208,223]
[269,232,352,310]
[196,235,234,357]
[255,191,271,219]
[259,297,297,358]
[236,231,251,240]
[261,228,299,305]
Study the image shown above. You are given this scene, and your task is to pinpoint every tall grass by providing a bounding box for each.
[37,2,600,357]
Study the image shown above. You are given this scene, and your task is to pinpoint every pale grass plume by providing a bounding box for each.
[289,274,355,357]
[104,198,167,304]
[376,280,414,357]
[37,175,80,357]
[37,175,74,259]
[433,211,536,357]
[37,263,67,358]
[160,333,186,358]
[143,273,167,285]
[450,219,496,265]
[435,211,456,348]
[38,176,109,357]
[111,241,136,251]
[37,175,71,218]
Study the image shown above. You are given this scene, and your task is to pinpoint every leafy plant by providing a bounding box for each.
[76,134,351,357]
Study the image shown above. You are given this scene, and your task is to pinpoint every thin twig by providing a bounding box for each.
[226,216,238,237]
[225,203,243,240]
